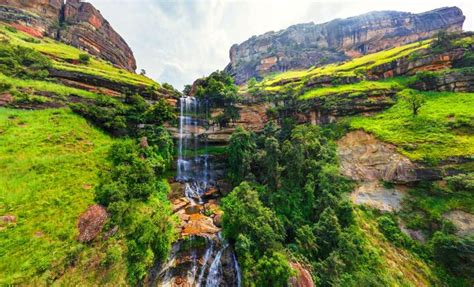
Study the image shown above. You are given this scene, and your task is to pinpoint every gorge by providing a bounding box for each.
[0,1,473,286]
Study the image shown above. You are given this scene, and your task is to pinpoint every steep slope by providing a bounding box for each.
[225,7,465,84]
[0,108,127,284]
[0,0,136,71]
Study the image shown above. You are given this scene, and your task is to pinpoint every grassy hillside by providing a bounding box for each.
[260,39,431,89]
[0,25,156,88]
[0,108,127,284]
[350,90,474,161]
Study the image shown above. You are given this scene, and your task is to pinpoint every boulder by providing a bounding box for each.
[76,204,108,242]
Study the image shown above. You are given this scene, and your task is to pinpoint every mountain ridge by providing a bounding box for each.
[225,6,465,84]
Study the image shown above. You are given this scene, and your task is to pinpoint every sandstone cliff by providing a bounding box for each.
[0,0,136,71]
[225,7,465,84]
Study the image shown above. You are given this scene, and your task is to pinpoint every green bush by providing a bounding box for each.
[78,53,91,64]
[446,173,474,192]
[377,215,412,248]
[254,252,294,287]
[0,42,51,79]
[431,232,474,278]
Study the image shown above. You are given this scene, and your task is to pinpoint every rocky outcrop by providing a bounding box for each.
[0,0,136,71]
[76,204,107,242]
[351,181,406,212]
[367,47,466,80]
[443,210,474,236]
[337,130,441,183]
[60,0,136,71]
[225,7,465,84]
[411,69,474,93]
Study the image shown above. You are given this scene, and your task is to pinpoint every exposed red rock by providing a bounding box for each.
[289,262,315,287]
[0,0,137,71]
[76,204,108,242]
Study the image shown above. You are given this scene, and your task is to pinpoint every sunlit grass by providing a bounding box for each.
[299,80,402,100]
[0,108,118,284]
[0,25,157,88]
[0,73,98,99]
[261,40,431,87]
[350,91,474,161]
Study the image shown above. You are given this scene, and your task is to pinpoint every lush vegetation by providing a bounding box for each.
[299,80,401,100]
[94,139,176,284]
[0,25,157,88]
[350,90,474,161]
[187,70,241,127]
[0,108,125,284]
[222,124,439,286]
[70,93,176,136]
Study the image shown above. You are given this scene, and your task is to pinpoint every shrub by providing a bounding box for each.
[431,232,474,278]
[446,173,474,192]
[0,42,51,79]
[78,53,91,64]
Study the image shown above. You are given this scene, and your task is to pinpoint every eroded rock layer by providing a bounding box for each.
[225,7,465,84]
[0,0,136,71]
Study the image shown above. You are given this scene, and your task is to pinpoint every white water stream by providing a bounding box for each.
[157,96,241,286]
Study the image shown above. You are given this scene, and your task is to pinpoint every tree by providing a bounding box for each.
[399,89,425,116]
[314,207,341,259]
[221,182,285,254]
[254,252,294,287]
[227,126,256,185]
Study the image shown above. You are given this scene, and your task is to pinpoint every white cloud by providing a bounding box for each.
[89,0,474,90]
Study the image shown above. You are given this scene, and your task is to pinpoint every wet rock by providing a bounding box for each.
[213,214,222,228]
[185,205,202,215]
[203,186,220,200]
[172,197,190,213]
[443,210,474,236]
[181,214,220,237]
[351,181,406,212]
[289,262,315,287]
[77,204,108,242]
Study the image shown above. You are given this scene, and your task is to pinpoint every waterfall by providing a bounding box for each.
[157,96,241,286]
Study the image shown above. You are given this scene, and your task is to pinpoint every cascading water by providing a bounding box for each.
[155,96,241,286]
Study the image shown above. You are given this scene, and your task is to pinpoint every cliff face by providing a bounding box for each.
[225,7,465,84]
[0,0,136,71]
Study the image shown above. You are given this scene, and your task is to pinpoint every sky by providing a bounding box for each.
[88,0,474,90]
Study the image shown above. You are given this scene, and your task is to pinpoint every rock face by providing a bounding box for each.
[0,0,136,71]
[351,181,406,212]
[225,7,465,84]
[338,130,417,182]
[77,204,108,242]
[443,210,474,236]
[412,69,474,93]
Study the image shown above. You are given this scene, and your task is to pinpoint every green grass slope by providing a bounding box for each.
[350,91,474,161]
[0,108,125,284]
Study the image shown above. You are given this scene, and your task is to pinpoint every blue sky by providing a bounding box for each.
[89,0,474,90]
